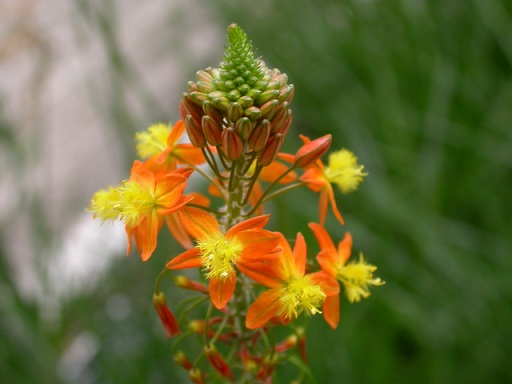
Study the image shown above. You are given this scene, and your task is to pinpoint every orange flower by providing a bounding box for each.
[309,223,383,328]
[89,161,193,261]
[166,207,281,309]
[241,233,339,329]
[136,120,205,171]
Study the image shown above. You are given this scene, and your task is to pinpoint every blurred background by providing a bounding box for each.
[1,0,511,383]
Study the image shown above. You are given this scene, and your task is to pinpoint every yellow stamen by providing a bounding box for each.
[324,149,367,194]
[135,123,171,159]
[279,275,326,319]
[88,186,123,223]
[338,253,384,303]
[117,180,157,227]
[197,234,243,280]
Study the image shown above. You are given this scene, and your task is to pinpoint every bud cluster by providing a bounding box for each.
[88,23,381,383]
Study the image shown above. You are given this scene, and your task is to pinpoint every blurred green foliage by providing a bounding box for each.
[1,0,511,383]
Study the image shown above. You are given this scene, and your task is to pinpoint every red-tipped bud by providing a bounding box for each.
[173,351,193,370]
[189,368,206,384]
[258,133,284,166]
[248,119,271,152]
[180,95,204,124]
[297,327,307,363]
[271,102,290,132]
[235,117,253,141]
[256,355,277,382]
[202,115,222,146]
[275,334,298,353]
[279,84,295,103]
[185,115,206,148]
[175,275,209,293]
[152,292,180,338]
[294,134,332,168]
[274,109,292,136]
[221,127,243,161]
[203,100,223,126]
[205,344,234,380]
[227,102,244,123]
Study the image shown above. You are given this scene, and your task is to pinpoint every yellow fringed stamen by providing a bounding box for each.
[279,275,326,319]
[135,123,171,159]
[338,253,384,303]
[197,234,243,280]
[324,149,367,194]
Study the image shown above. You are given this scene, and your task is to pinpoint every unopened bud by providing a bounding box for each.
[173,351,193,370]
[279,84,295,103]
[237,95,254,109]
[258,133,284,166]
[204,344,234,380]
[196,69,213,83]
[202,115,222,146]
[211,96,230,112]
[221,127,243,160]
[244,106,262,121]
[196,81,216,93]
[246,89,262,100]
[260,99,279,120]
[235,117,253,141]
[227,89,241,101]
[180,95,204,123]
[275,334,298,353]
[185,115,206,148]
[189,91,208,105]
[248,119,271,152]
[256,89,280,104]
[294,134,332,168]
[189,368,206,384]
[227,102,244,123]
[175,275,209,293]
[203,100,223,126]
[187,81,199,93]
[152,292,180,338]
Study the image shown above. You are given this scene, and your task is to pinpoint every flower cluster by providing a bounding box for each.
[89,23,383,383]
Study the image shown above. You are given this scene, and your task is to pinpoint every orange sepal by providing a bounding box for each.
[179,207,220,240]
[237,262,283,288]
[225,214,270,237]
[321,294,340,329]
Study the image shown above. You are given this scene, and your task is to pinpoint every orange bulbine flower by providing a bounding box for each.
[136,120,205,171]
[309,223,383,329]
[241,232,339,329]
[166,207,281,309]
[89,161,193,261]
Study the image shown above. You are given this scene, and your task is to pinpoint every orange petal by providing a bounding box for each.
[248,181,265,216]
[209,273,237,309]
[322,294,340,329]
[327,184,344,225]
[309,223,337,254]
[337,232,353,265]
[165,213,194,249]
[166,248,202,270]
[237,262,283,288]
[246,288,282,329]
[174,144,206,165]
[319,188,329,225]
[167,120,185,147]
[225,214,270,237]
[134,211,161,262]
[310,271,340,296]
[234,229,281,262]
[292,232,307,276]
[179,207,220,240]
[316,250,338,278]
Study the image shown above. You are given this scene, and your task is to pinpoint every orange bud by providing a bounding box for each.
[256,355,277,382]
[185,115,206,148]
[205,344,234,380]
[221,127,243,161]
[235,117,253,141]
[275,334,298,353]
[258,133,284,166]
[244,106,262,121]
[294,134,332,168]
[202,115,222,146]
[173,351,193,370]
[152,292,180,338]
[271,102,290,132]
[189,368,206,384]
[228,102,244,123]
[248,119,270,152]
[203,100,223,126]
[180,94,204,123]
[175,275,209,293]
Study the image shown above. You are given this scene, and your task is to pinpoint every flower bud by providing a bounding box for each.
[227,102,244,123]
[211,96,230,112]
[175,275,209,293]
[221,127,243,160]
[185,115,206,148]
[279,84,295,103]
[258,133,284,166]
[227,89,241,101]
[235,117,253,141]
[152,292,180,338]
[275,334,298,353]
[294,134,332,168]
[237,95,254,109]
[244,106,262,121]
[204,344,234,380]
[180,94,204,123]
[203,100,223,127]
[196,68,213,83]
[256,89,280,104]
[248,119,271,152]
[189,368,206,384]
[189,91,208,105]
[202,115,222,146]
[196,81,216,93]
[173,351,193,370]
[260,99,279,120]
[246,88,262,100]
